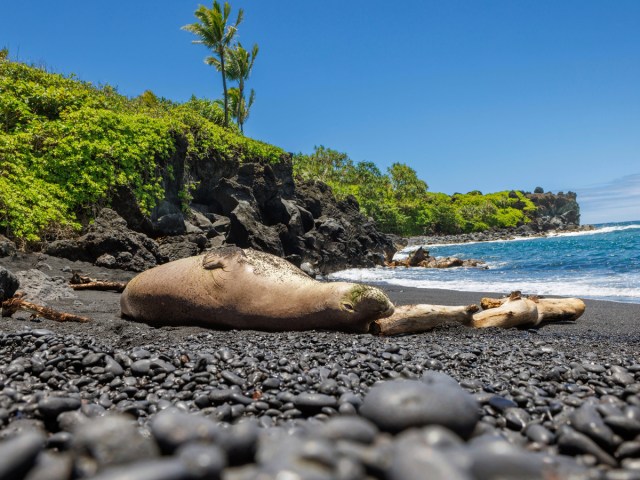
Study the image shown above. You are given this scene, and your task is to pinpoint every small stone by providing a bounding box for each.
[38,396,81,420]
[150,408,221,454]
[177,442,226,478]
[88,458,192,480]
[293,393,338,414]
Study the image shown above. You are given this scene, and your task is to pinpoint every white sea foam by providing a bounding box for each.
[328,267,640,303]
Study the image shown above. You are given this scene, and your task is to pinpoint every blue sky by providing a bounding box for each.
[2,0,639,224]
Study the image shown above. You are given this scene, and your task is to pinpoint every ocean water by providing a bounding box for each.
[329,221,640,304]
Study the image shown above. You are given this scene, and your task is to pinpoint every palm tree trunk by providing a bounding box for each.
[221,54,229,127]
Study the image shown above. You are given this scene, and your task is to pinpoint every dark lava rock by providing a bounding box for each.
[73,414,160,474]
[44,209,163,271]
[0,234,18,257]
[150,408,221,454]
[0,266,19,301]
[37,396,81,420]
[359,377,479,438]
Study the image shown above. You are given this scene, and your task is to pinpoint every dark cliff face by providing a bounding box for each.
[525,191,581,230]
[93,155,394,274]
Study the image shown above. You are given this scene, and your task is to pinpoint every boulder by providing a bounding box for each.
[0,235,17,257]
[0,267,19,301]
[44,209,163,271]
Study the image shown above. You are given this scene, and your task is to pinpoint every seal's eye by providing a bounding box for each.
[342,302,355,312]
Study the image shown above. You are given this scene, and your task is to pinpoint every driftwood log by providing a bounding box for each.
[1,293,90,323]
[472,291,539,328]
[480,293,586,324]
[373,303,480,335]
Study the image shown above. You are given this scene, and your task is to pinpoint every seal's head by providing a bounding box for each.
[337,284,395,325]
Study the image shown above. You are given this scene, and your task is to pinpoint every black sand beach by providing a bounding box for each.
[2,253,640,479]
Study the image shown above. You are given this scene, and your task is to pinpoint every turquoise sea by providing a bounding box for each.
[330,221,640,304]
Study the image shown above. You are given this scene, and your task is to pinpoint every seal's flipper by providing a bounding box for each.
[202,247,245,270]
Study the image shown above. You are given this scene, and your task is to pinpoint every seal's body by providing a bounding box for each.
[121,247,394,332]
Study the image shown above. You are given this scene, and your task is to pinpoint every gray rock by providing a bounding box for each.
[14,269,76,303]
[37,396,81,420]
[0,266,19,301]
[0,431,46,480]
[73,414,160,474]
[359,378,479,438]
[89,458,193,480]
[150,408,222,454]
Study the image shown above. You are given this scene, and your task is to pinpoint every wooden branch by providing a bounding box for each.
[70,281,127,292]
[69,272,127,292]
[1,294,90,323]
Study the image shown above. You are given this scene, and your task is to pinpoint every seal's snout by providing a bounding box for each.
[345,284,394,320]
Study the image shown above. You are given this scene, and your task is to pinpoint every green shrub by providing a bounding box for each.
[0,59,284,243]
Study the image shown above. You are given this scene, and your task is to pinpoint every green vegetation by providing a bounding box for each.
[0,58,283,243]
[293,146,537,236]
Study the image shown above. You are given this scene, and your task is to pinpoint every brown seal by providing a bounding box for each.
[120,247,394,332]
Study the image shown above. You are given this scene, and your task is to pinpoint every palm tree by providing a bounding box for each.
[182,2,243,128]
[228,87,255,133]
[226,43,258,132]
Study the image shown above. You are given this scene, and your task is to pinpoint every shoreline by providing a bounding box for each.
[2,252,639,343]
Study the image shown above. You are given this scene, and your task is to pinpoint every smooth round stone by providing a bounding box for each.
[177,442,226,478]
[130,359,151,376]
[73,414,159,470]
[468,436,548,479]
[488,395,518,412]
[38,396,81,420]
[605,415,640,436]
[219,419,259,465]
[616,441,640,459]
[504,408,530,431]
[293,393,337,413]
[557,426,617,467]
[150,408,222,453]
[104,356,124,376]
[570,404,616,449]
[317,416,378,444]
[525,424,555,445]
[389,442,472,480]
[359,379,479,438]
[88,458,192,480]
[0,431,46,480]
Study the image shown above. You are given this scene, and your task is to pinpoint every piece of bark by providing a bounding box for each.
[1,294,90,323]
[372,303,479,335]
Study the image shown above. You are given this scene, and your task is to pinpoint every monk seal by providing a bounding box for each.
[121,246,394,332]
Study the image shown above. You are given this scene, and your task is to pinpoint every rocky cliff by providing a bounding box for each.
[43,156,394,275]
[524,191,581,233]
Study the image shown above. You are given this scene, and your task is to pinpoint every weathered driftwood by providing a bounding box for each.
[372,303,480,335]
[1,293,90,323]
[70,272,127,292]
[480,294,586,324]
[472,291,539,328]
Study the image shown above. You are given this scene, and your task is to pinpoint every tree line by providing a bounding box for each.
[182,1,258,132]
[293,146,537,236]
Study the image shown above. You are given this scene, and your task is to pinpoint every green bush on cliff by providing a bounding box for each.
[0,58,283,242]
[293,146,537,236]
